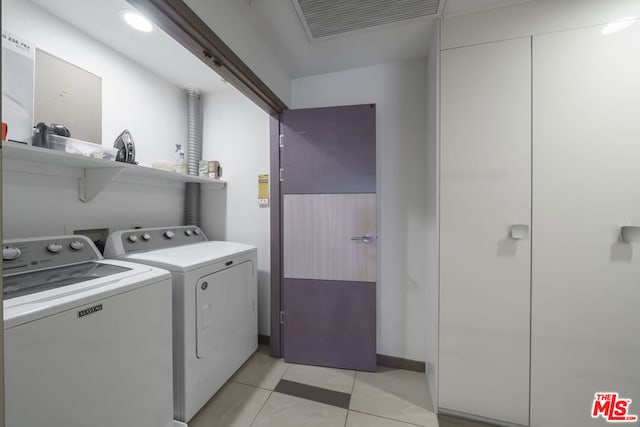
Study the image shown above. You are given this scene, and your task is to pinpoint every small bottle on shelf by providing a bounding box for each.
[174,144,187,174]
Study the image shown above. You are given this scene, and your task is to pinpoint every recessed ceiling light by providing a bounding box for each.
[122,10,153,33]
[602,16,636,35]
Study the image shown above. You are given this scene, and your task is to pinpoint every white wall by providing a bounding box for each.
[2,171,184,239]
[185,0,292,106]
[292,59,429,361]
[1,0,201,238]
[441,0,640,49]
[2,0,186,167]
[425,21,440,410]
[201,86,271,336]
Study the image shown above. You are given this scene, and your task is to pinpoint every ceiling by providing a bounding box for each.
[29,0,534,93]
[30,0,229,94]
[194,0,535,77]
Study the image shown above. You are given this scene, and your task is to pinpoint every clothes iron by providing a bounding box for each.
[113,129,137,164]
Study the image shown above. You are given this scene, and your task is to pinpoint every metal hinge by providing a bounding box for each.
[279,168,284,181]
[279,134,284,148]
[280,311,285,325]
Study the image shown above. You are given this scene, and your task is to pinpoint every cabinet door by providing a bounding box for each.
[531,22,640,427]
[440,37,531,426]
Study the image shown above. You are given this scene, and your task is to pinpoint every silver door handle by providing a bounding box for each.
[620,226,640,243]
[510,224,529,240]
[351,233,373,244]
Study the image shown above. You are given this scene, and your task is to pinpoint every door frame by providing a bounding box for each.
[269,113,283,357]
[127,0,288,115]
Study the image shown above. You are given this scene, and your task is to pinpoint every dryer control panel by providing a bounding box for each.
[104,226,207,256]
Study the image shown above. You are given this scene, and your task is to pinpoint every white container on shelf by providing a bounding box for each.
[48,134,117,160]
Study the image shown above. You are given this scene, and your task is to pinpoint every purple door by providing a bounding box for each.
[280,104,376,371]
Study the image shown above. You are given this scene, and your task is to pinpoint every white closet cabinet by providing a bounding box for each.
[530,23,640,427]
[439,37,531,426]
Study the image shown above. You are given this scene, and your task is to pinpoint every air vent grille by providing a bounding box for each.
[294,0,440,39]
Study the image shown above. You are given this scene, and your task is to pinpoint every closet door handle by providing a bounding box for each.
[351,233,373,244]
[510,224,529,240]
[620,226,640,243]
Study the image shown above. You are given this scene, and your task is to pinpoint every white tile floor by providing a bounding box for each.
[189,347,496,427]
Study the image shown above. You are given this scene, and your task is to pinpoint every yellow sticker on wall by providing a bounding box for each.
[258,174,269,207]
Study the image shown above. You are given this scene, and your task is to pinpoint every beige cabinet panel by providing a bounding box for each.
[283,193,376,282]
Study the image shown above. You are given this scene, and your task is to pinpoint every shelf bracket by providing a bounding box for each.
[79,167,124,202]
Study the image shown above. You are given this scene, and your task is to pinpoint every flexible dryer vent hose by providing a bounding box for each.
[185,89,202,227]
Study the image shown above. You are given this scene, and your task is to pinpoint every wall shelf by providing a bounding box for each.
[2,141,226,202]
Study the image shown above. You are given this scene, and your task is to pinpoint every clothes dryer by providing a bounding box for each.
[104,226,258,423]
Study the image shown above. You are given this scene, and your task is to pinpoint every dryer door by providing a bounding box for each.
[195,260,256,359]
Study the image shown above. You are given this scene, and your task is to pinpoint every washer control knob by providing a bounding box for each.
[185,229,193,236]
[47,243,63,254]
[3,246,22,260]
[141,233,151,241]
[193,228,201,235]
[164,230,175,239]
[69,241,85,251]
[128,235,138,243]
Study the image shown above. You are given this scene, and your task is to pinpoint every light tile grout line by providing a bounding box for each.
[248,361,288,427]
[281,362,292,378]
[349,370,357,397]
[231,355,292,391]
[348,408,426,427]
[248,388,273,427]
[229,379,278,392]
[348,368,434,427]
[344,370,358,427]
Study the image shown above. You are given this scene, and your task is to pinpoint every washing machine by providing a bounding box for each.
[2,235,175,427]
[104,225,258,423]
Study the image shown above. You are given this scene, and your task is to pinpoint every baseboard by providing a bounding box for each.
[376,354,426,373]
[258,334,270,346]
[257,336,424,373]
[438,408,524,427]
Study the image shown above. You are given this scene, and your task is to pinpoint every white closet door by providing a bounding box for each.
[531,22,640,427]
[440,37,531,426]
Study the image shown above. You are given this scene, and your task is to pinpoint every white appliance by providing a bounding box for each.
[104,226,258,423]
[2,235,175,427]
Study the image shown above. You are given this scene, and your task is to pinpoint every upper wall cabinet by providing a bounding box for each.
[530,22,640,427]
[439,36,532,426]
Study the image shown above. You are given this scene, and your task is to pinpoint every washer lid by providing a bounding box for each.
[4,261,130,300]
[3,259,171,328]
[121,241,256,272]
